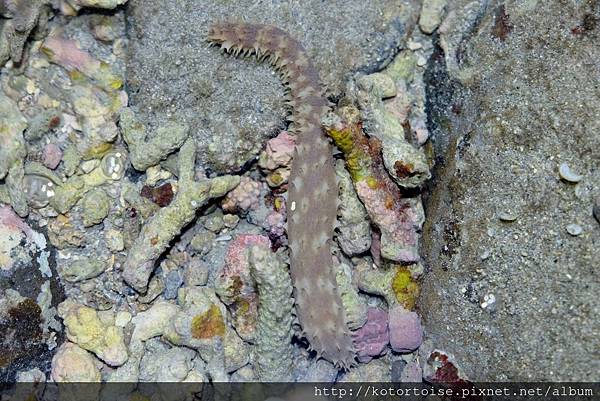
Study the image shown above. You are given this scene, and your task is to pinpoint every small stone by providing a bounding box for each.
[139,343,198,382]
[222,214,240,229]
[388,305,423,353]
[131,301,179,342]
[138,276,165,304]
[0,93,27,180]
[42,144,63,170]
[189,231,216,255]
[407,40,422,50]
[266,167,291,187]
[566,223,583,236]
[105,229,124,252]
[183,257,209,287]
[416,55,427,67]
[498,211,518,222]
[82,188,111,227]
[558,162,583,183]
[419,0,447,34]
[59,257,106,282]
[145,165,172,186]
[80,159,99,174]
[164,269,184,300]
[16,367,46,383]
[391,359,407,382]
[204,213,225,233]
[357,72,397,99]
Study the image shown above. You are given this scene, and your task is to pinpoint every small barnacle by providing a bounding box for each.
[100,150,127,180]
[23,175,56,208]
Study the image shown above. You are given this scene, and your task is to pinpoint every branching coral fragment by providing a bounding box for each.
[122,139,240,293]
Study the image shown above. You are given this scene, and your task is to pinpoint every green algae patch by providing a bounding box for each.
[191,304,226,339]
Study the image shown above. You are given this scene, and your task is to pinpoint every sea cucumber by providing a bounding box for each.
[208,22,355,368]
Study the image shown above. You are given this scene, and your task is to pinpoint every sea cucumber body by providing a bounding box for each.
[208,23,354,368]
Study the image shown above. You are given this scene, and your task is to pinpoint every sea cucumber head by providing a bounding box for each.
[208,22,260,52]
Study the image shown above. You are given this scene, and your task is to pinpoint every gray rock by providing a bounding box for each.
[60,258,106,283]
[420,0,600,381]
[183,257,209,287]
[163,269,183,300]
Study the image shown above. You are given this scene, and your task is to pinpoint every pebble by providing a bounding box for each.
[558,162,583,183]
[566,223,582,236]
[419,0,447,34]
[42,144,63,169]
[391,359,407,382]
[163,269,183,300]
[183,257,209,287]
[498,211,518,222]
[407,40,423,50]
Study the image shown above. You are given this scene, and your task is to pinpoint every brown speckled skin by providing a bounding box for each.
[208,22,355,368]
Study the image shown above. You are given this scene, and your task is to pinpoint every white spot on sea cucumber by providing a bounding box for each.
[290,201,296,211]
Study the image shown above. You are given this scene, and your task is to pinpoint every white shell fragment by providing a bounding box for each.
[566,223,583,236]
[558,162,583,183]
[498,211,518,222]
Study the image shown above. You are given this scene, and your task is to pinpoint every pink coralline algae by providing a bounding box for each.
[258,131,296,170]
[221,176,262,213]
[388,305,423,353]
[42,143,63,170]
[352,307,389,363]
[214,234,270,340]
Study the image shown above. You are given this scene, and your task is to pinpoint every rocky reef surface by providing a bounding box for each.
[0,0,597,394]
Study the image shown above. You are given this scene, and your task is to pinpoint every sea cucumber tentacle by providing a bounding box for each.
[208,22,355,368]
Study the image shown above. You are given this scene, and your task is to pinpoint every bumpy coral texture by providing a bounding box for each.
[208,22,354,367]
